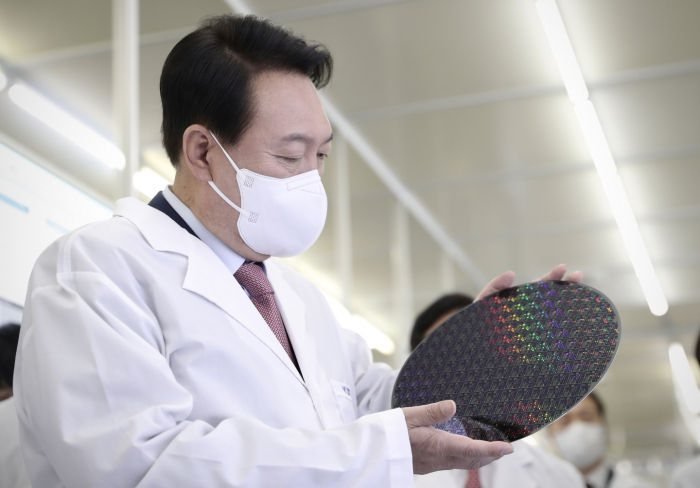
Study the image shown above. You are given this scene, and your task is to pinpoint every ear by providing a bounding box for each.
[181,124,216,182]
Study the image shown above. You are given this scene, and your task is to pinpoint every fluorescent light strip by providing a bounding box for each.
[573,101,617,178]
[536,0,668,316]
[535,0,588,103]
[8,84,125,170]
[668,343,700,414]
[133,167,169,198]
[601,177,668,315]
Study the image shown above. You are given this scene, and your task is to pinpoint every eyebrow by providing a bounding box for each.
[281,133,333,145]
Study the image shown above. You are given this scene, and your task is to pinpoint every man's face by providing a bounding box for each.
[549,395,603,434]
[210,70,333,200]
[183,70,333,260]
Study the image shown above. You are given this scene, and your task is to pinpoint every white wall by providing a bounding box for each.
[0,142,112,305]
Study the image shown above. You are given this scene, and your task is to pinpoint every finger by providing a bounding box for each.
[444,455,503,471]
[536,264,567,282]
[565,270,584,283]
[474,271,515,302]
[403,400,456,428]
[442,437,513,459]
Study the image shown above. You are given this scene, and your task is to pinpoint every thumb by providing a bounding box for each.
[404,400,456,429]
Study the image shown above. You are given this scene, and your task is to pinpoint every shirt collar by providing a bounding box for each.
[162,185,247,275]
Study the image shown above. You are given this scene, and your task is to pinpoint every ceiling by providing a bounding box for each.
[0,0,699,472]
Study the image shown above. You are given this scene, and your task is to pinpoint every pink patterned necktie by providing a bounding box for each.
[234,262,299,368]
[465,469,482,488]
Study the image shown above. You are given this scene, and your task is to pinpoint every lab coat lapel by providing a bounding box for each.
[115,198,306,389]
[267,262,328,428]
[181,239,306,388]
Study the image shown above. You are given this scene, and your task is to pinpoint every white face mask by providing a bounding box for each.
[553,421,607,469]
[208,132,327,257]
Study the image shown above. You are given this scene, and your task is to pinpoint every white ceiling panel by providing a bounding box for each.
[289,0,562,112]
[558,0,700,79]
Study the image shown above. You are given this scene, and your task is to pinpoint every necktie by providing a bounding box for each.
[465,469,482,488]
[234,262,299,368]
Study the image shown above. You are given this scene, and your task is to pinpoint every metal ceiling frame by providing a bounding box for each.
[112,0,139,198]
[348,57,700,122]
[347,140,700,202]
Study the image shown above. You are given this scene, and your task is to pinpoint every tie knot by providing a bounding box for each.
[234,262,273,297]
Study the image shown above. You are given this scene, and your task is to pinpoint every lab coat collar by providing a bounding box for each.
[114,198,308,392]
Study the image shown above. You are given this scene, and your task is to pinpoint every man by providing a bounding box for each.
[548,392,658,488]
[15,15,580,487]
[668,329,700,488]
[409,295,586,488]
[0,323,31,488]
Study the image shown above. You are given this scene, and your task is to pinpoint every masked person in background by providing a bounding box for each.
[548,392,658,488]
[410,294,586,488]
[667,328,700,488]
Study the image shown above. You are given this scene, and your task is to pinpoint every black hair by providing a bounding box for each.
[0,323,20,389]
[160,14,333,167]
[410,293,474,351]
[586,390,605,418]
[696,325,700,366]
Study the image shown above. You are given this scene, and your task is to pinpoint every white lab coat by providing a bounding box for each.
[669,456,700,488]
[14,197,413,488]
[0,397,31,488]
[413,440,585,488]
[585,463,660,488]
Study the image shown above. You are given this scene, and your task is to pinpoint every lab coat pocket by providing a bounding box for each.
[329,379,357,424]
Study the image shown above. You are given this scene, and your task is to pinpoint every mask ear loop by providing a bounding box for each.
[208,131,249,218]
[210,132,241,172]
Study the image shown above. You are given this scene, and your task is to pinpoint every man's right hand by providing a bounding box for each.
[403,400,514,475]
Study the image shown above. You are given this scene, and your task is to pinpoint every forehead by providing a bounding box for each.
[248,70,330,137]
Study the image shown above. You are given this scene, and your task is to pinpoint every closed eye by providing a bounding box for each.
[279,156,302,163]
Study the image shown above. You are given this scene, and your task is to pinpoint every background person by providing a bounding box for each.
[548,391,658,488]
[410,293,586,488]
[0,323,31,488]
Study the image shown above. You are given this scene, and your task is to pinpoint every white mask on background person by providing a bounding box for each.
[553,421,607,469]
[207,132,327,257]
